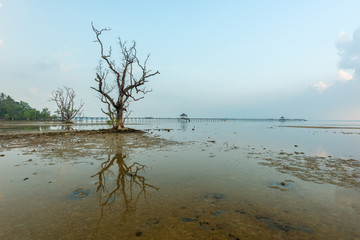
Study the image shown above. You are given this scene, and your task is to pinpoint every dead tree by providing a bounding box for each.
[50,86,84,123]
[91,23,160,130]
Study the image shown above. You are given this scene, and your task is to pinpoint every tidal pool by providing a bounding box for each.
[0,120,359,239]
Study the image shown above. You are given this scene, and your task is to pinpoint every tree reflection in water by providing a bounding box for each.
[60,125,74,131]
[91,152,159,226]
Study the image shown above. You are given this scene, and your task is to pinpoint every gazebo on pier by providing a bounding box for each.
[180,113,190,122]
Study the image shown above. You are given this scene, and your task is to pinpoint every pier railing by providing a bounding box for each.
[72,117,306,123]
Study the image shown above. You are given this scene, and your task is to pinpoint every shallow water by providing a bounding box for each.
[0,120,359,239]
[0,120,110,134]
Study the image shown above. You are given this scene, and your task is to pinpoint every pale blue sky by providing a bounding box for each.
[1,0,360,119]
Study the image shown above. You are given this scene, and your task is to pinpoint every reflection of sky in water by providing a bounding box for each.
[0,121,109,134]
[132,120,360,159]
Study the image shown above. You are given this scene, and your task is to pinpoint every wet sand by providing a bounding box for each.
[0,128,360,239]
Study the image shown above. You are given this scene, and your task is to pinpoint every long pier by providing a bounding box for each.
[73,117,306,123]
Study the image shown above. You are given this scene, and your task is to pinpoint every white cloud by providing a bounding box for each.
[336,27,360,80]
[0,39,3,45]
[0,3,3,8]
[311,69,354,93]
[315,27,360,93]
[337,32,351,42]
[338,69,354,82]
[312,81,329,93]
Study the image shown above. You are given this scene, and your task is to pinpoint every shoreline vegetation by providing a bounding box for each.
[0,93,54,121]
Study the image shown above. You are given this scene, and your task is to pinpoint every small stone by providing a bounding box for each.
[135,231,142,237]
[294,145,298,147]
[48,181,52,183]
[0,154,5,157]
[280,182,286,186]
[27,159,32,162]
[235,210,247,215]
[24,177,29,181]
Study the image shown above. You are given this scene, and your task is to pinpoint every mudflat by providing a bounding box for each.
[1,125,360,240]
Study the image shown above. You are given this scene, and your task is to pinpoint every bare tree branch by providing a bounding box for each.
[91,23,160,130]
[49,86,84,123]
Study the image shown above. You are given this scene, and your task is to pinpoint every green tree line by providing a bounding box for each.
[0,93,53,120]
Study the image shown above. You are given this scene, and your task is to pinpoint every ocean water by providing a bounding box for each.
[133,119,360,159]
[0,119,359,239]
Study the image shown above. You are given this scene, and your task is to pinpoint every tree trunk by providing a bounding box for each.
[115,109,125,129]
